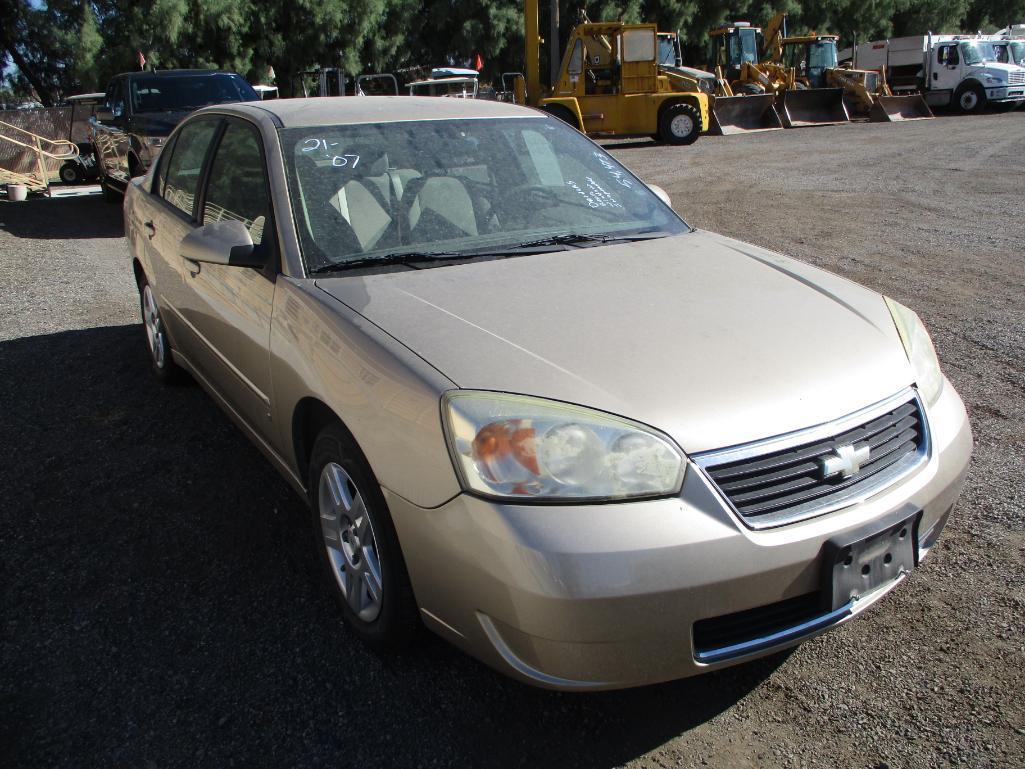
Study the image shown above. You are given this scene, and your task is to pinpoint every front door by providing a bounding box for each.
[175,118,278,444]
[145,116,223,348]
[932,43,963,95]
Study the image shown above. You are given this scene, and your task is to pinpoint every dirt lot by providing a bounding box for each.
[2,112,1023,769]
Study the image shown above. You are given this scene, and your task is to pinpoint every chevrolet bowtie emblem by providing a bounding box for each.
[820,443,870,480]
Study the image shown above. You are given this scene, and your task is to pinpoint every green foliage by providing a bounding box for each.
[2,0,1023,101]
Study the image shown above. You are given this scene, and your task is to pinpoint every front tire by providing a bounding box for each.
[658,103,701,145]
[954,82,986,114]
[308,424,419,649]
[59,162,83,185]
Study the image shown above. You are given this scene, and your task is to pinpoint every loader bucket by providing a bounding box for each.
[779,88,849,128]
[709,94,783,135]
[869,94,934,122]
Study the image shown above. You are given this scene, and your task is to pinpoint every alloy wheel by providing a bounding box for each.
[318,462,384,623]
[141,284,166,369]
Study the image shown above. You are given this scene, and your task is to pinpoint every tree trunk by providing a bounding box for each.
[0,33,56,107]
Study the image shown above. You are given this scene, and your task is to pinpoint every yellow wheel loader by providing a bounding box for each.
[707,15,849,129]
[780,38,933,122]
[515,1,711,145]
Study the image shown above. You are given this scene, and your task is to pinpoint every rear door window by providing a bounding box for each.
[161,118,220,218]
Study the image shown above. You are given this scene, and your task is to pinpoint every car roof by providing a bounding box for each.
[197,96,538,128]
[117,69,240,79]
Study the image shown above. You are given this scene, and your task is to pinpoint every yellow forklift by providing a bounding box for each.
[514,0,712,145]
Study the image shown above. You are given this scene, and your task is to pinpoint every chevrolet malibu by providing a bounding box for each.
[124,97,972,690]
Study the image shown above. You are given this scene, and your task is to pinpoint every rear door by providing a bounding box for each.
[174,117,278,443]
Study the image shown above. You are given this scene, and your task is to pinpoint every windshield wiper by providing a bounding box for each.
[308,250,468,274]
[516,231,671,249]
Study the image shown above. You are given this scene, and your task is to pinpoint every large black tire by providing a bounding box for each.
[307,423,419,649]
[59,161,83,185]
[954,82,987,114]
[100,177,122,204]
[658,103,701,146]
[138,277,185,384]
[542,104,582,132]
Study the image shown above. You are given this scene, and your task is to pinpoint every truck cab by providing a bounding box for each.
[929,38,1025,111]
[90,70,258,198]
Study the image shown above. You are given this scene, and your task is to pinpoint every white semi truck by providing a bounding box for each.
[841,34,1025,113]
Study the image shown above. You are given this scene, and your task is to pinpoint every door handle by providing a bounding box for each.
[932,72,938,81]
[144,220,156,239]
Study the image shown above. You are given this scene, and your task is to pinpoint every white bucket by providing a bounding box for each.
[7,184,28,202]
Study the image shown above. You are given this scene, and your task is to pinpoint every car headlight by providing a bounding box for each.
[884,297,944,407]
[442,391,685,501]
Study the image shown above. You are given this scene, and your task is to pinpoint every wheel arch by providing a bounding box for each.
[131,257,146,288]
[292,396,354,488]
[538,98,584,131]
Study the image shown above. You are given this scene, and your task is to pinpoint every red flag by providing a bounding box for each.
[137,50,146,70]
[473,52,483,71]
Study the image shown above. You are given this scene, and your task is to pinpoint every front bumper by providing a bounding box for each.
[387,380,972,690]
[987,85,1025,102]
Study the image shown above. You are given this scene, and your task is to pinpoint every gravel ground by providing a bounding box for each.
[1,112,1023,769]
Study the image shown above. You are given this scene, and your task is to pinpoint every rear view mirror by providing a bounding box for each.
[180,219,264,268]
[647,183,672,208]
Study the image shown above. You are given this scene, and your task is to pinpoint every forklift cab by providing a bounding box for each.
[707,23,761,83]
[562,24,660,97]
[780,37,839,88]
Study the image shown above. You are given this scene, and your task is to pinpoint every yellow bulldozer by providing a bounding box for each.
[514,1,713,145]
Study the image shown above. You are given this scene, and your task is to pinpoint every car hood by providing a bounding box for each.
[316,230,914,453]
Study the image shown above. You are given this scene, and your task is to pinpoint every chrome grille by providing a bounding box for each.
[1009,71,1025,85]
[695,390,929,529]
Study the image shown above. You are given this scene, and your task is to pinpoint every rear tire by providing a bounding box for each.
[308,423,419,649]
[100,177,122,204]
[954,82,986,114]
[138,278,185,384]
[658,103,701,145]
[542,104,581,132]
[59,162,83,185]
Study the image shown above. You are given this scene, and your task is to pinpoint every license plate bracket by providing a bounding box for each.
[821,512,919,612]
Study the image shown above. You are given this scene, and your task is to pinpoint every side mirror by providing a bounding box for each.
[180,219,264,268]
[647,183,672,208]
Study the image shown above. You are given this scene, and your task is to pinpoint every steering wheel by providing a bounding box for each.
[497,184,623,228]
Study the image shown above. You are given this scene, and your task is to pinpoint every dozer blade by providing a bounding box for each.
[709,94,783,135]
[869,94,934,122]
[779,88,849,128]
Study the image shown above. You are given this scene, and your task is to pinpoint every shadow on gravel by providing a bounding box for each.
[0,195,124,240]
[0,325,785,769]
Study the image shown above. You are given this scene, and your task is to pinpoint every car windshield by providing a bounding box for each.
[130,74,257,113]
[1010,41,1025,64]
[281,117,689,272]
[959,41,996,65]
